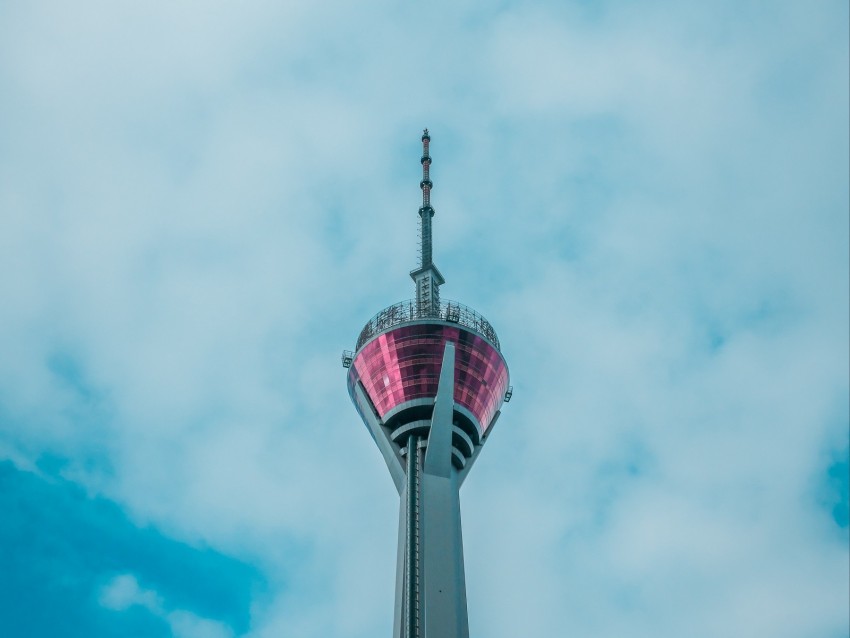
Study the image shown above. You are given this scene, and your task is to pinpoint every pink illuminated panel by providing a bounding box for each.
[347,324,508,433]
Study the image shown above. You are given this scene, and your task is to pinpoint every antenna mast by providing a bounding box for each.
[411,128,445,316]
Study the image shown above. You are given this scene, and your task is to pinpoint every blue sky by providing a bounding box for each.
[0,1,847,637]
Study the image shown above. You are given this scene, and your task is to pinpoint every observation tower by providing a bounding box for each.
[342,130,512,638]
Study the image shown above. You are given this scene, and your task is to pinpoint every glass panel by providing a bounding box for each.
[349,323,509,432]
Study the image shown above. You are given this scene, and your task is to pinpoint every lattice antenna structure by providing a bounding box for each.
[419,129,434,267]
[410,129,445,317]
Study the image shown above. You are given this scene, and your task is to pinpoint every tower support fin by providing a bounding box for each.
[354,383,405,494]
[420,340,470,637]
[393,490,407,638]
[420,466,469,636]
[424,342,455,478]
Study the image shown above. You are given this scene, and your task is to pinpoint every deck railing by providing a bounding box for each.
[355,299,501,352]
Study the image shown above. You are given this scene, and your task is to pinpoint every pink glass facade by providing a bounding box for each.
[348,323,509,433]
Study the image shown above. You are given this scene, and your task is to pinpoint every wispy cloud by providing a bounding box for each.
[0,0,847,636]
[99,573,235,638]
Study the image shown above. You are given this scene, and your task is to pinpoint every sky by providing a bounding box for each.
[0,1,847,637]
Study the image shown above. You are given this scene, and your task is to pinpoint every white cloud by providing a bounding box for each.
[98,573,163,613]
[99,573,234,638]
[1,0,847,636]
[168,610,235,638]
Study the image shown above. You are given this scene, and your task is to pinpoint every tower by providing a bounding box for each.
[342,130,511,638]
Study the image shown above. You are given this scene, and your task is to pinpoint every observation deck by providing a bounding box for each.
[346,299,509,443]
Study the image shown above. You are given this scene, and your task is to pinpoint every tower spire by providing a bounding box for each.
[420,128,434,267]
[411,128,445,315]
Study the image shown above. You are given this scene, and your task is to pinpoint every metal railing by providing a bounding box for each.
[355,299,501,352]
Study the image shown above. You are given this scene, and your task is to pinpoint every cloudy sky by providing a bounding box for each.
[1,1,847,637]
